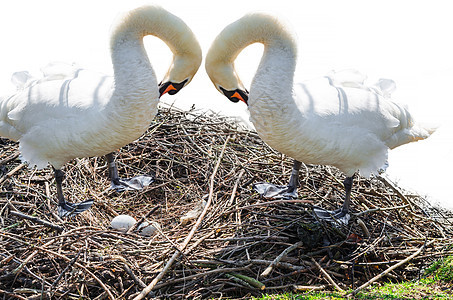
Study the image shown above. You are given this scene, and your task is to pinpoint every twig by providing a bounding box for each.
[0,151,19,166]
[356,218,370,238]
[0,231,115,300]
[293,285,327,291]
[229,272,265,290]
[227,169,245,207]
[260,241,303,277]
[9,211,64,232]
[311,257,345,293]
[354,204,410,217]
[50,249,82,290]
[123,263,146,288]
[133,136,230,300]
[377,174,415,211]
[227,199,313,214]
[0,163,25,184]
[12,239,56,276]
[351,239,435,295]
[153,266,250,290]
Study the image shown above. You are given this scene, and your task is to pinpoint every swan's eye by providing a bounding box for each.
[219,86,249,104]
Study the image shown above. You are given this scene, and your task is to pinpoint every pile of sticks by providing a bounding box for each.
[0,104,452,299]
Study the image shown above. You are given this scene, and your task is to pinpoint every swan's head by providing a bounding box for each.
[158,49,202,97]
[205,58,249,104]
[111,5,202,98]
[205,12,296,105]
[205,42,249,104]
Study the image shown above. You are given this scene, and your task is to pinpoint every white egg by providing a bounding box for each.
[138,221,161,237]
[111,215,136,232]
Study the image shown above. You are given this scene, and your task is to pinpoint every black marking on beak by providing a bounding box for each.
[219,86,249,104]
[159,79,189,97]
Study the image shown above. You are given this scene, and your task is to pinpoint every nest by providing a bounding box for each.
[0,104,452,299]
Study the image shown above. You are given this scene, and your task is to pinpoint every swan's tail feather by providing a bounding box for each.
[387,122,437,150]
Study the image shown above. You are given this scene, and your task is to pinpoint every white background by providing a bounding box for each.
[0,0,451,208]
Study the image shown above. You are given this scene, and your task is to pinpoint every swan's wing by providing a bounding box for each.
[325,69,367,88]
[0,68,114,140]
[372,78,396,98]
[11,71,36,90]
[295,77,401,132]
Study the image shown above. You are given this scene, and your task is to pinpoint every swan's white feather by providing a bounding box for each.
[0,5,202,170]
[205,13,435,178]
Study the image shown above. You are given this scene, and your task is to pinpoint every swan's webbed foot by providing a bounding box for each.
[106,152,154,192]
[110,175,155,192]
[312,207,350,226]
[253,182,298,199]
[54,168,94,218]
[253,159,302,200]
[58,199,94,218]
[312,176,354,226]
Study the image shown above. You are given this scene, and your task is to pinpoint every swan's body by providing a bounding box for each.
[205,13,434,223]
[250,71,431,177]
[0,5,202,216]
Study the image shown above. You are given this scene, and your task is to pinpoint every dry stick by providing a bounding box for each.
[45,181,64,223]
[50,249,82,290]
[0,163,26,184]
[293,285,327,291]
[227,169,245,207]
[260,241,303,277]
[227,199,313,214]
[311,257,345,294]
[123,263,147,288]
[354,204,410,217]
[12,239,56,275]
[153,266,250,290]
[0,230,114,299]
[379,175,448,238]
[351,239,435,295]
[133,136,230,300]
[0,151,19,165]
[10,211,64,232]
[42,247,115,300]
[377,174,415,211]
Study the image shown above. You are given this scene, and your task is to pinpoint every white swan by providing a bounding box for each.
[0,5,202,217]
[205,13,435,223]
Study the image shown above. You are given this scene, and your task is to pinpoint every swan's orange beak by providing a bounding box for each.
[219,87,249,105]
[158,79,189,98]
[232,91,247,104]
[161,84,177,96]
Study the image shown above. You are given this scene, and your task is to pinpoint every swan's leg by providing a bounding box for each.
[106,152,154,192]
[55,169,94,218]
[313,176,353,225]
[253,159,302,199]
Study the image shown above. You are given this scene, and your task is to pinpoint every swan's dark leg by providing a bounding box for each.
[341,176,353,216]
[253,159,302,199]
[106,152,154,192]
[55,169,93,217]
[313,176,353,225]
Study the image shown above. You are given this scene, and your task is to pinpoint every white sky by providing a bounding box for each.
[0,0,452,208]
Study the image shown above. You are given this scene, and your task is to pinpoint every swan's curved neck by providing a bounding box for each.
[110,37,155,92]
[207,13,297,99]
[108,6,199,97]
[252,41,297,102]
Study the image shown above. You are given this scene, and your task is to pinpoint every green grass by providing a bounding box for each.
[425,255,453,283]
[251,256,453,300]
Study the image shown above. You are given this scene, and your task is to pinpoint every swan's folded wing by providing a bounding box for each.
[11,71,36,90]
